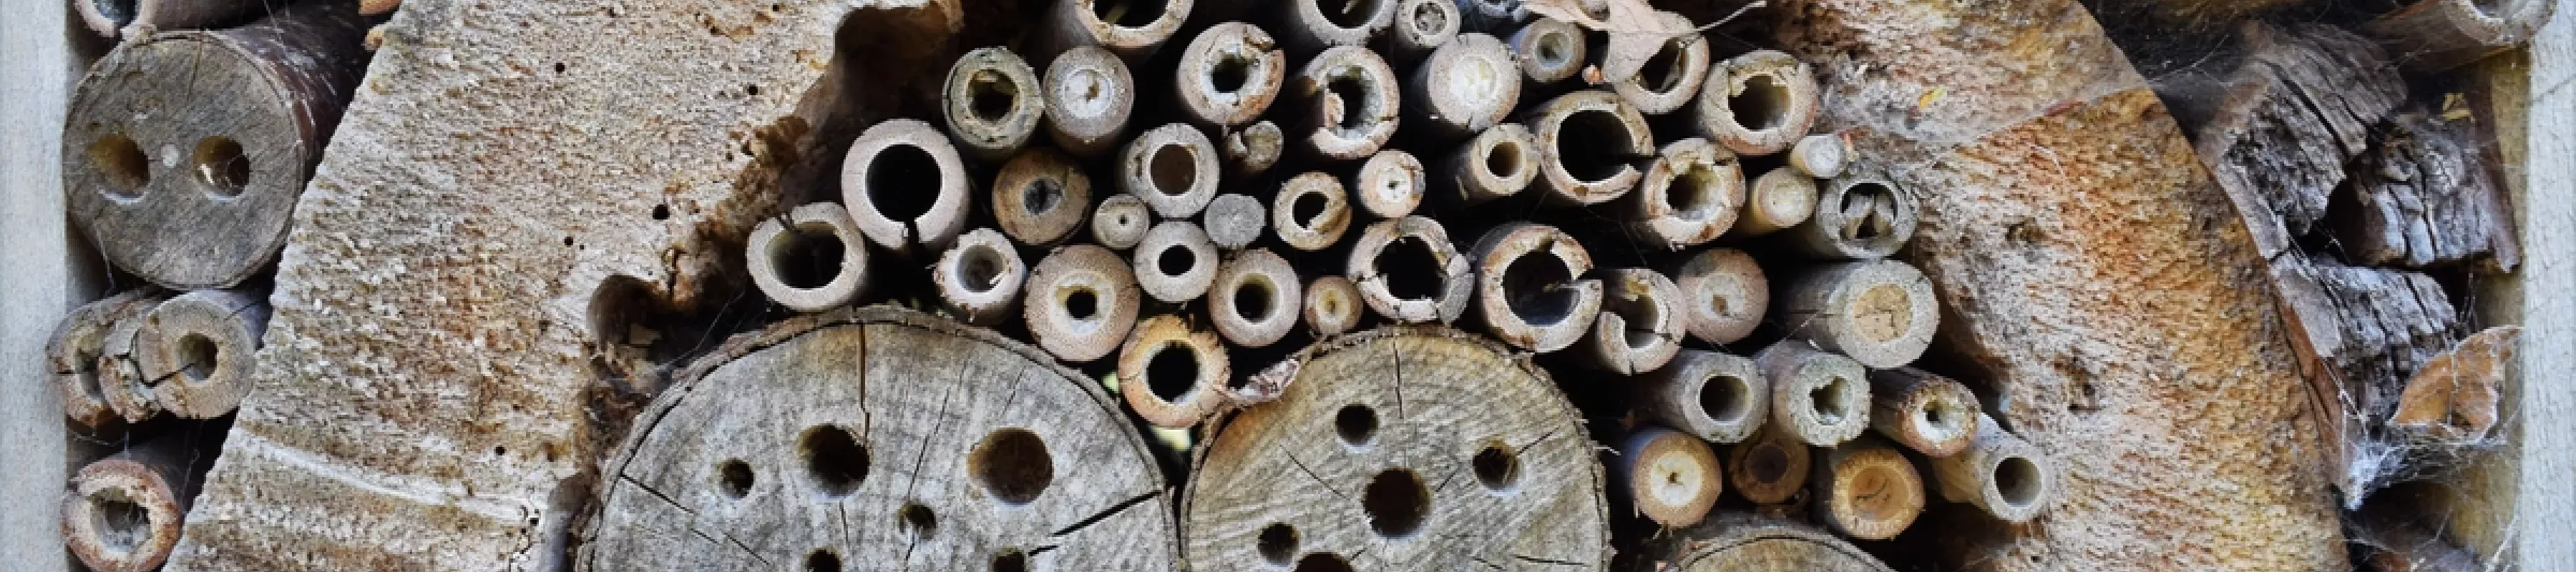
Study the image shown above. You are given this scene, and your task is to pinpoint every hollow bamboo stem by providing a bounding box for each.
[1615,426,1724,528]
[1755,341,1871,446]
[747,202,870,312]
[1669,247,1767,345]
[933,229,1028,325]
[1868,368,1984,457]
[1467,223,1601,352]
[1272,172,1354,252]
[1635,349,1770,444]
[841,119,972,254]
[1209,249,1303,347]
[1023,245,1143,362]
[1118,315,1231,428]
[137,289,270,419]
[1581,268,1684,374]
[1813,437,1927,541]
[1134,221,1221,303]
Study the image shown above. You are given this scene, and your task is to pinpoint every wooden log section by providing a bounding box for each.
[1777,259,1939,369]
[1729,426,1813,505]
[1123,123,1224,218]
[992,147,1094,247]
[1290,46,1402,161]
[1456,0,1526,34]
[1785,177,1919,260]
[1120,315,1232,428]
[72,0,266,39]
[1616,426,1724,528]
[1404,32,1520,142]
[1182,327,1609,571]
[1092,194,1154,250]
[1355,149,1427,219]
[1813,438,1926,541]
[48,290,166,430]
[1201,193,1269,250]
[96,311,161,423]
[1582,268,1684,374]
[1223,119,1285,177]
[2333,112,2517,270]
[1438,123,1537,206]
[1639,516,1896,572]
[1346,216,1473,324]
[1209,250,1304,348]
[1867,368,1983,457]
[1275,0,1397,55]
[1468,223,1602,352]
[1624,138,1745,249]
[1043,45,1137,158]
[1176,22,1288,128]
[1736,167,1818,237]
[1380,0,1459,64]
[1755,342,1870,446]
[1272,172,1354,251]
[941,46,1045,162]
[63,433,210,572]
[1613,11,1712,115]
[137,289,272,419]
[578,307,1179,571]
[1528,90,1654,206]
[1304,275,1365,337]
[1023,245,1143,362]
[1509,18,1586,86]
[1790,133,1848,179]
[2363,0,2557,73]
[63,0,369,290]
[1697,50,1818,157]
[1671,248,1767,345]
[2195,23,2404,243]
[1637,350,1770,445]
[1034,0,1194,63]
[747,202,871,312]
[934,229,1028,326]
[1931,413,2059,523]
[1134,221,1221,303]
[841,119,972,254]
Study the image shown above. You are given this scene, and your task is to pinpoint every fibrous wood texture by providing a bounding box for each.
[1183,327,1606,571]
[47,289,165,430]
[1636,516,1892,572]
[2195,23,2406,245]
[577,307,1179,571]
[1773,0,2349,566]
[2333,112,2519,270]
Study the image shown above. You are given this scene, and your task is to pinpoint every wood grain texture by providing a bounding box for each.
[2333,112,2519,270]
[2191,23,2406,250]
[1635,514,1891,572]
[578,306,1178,572]
[2365,0,2557,73]
[1183,327,1609,572]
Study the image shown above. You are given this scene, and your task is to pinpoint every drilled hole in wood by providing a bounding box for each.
[1092,0,1167,27]
[956,243,1008,294]
[868,144,942,222]
[1293,553,1355,572]
[900,503,939,538]
[1065,288,1100,320]
[714,459,754,498]
[1258,523,1299,566]
[88,489,148,552]
[1557,109,1632,184]
[1374,236,1444,301]
[1732,74,1789,132]
[970,428,1053,505]
[1149,142,1198,197]
[1501,250,1578,327]
[1473,442,1521,490]
[175,333,218,383]
[1996,457,2041,508]
[1235,278,1277,322]
[1812,377,1853,425]
[1362,469,1429,538]
[805,549,841,572]
[1146,343,1200,403]
[1703,375,1752,427]
[1321,0,1383,28]
[992,549,1030,572]
[799,425,869,497]
[769,225,847,290]
[192,137,251,197]
[1335,404,1378,446]
[968,71,1018,122]
[1156,244,1197,278]
[651,204,671,220]
[89,134,150,199]
[1324,76,1371,134]
[1485,139,1524,179]
[1211,56,1252,94]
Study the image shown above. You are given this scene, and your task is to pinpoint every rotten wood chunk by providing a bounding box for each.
[932,229,1026,326]
[941,46,1045,162]
[2363,0,2556,74]
[1273,172,1354,251]
[748,202,870,312]
[1121,315,1231,428]
[1814,438,1926,541]
[1182,327,1609,572]
[1641,514,1895,572]
[1303,275,1365,337]
[1755,341,1870,447]
[1468,222,1603,352]
[48,289,167,430]
[1209,249,1303,348]
[2334,112,2519,271]
[138,289,271,419]
[2194,22,2406,248]
[2390,325,2516,443]
[64,430,218,572]
[1176,22,1288,129]
[1930,413,2059,523]
[1635,349,1771,445]
[2276,261,2464,425]
[1624,138,1745,249]
[1616,426,1724,528]
[1867,368,1984,457]
[580,307,1179,571]
[1729,425,1813,506]
[64,0,370,290]
[991,147,1094,247]
[842,119,972,254]
[1024,245,1143,362]
[1345,216,1473,323]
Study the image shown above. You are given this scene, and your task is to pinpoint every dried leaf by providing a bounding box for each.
[1531,0,1769,84]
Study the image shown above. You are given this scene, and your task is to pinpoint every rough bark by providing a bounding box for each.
[2333,112,2519,271]
[2196,22,2408,247]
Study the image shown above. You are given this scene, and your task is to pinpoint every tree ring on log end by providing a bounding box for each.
[1184,327,1609,572]
[579,307,1179,572]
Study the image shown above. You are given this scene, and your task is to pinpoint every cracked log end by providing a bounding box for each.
[1729,425,1813,506]
[1407,32,1518,141]
[1509,18,1585,86]
[1183,327,1607,571]
[1135,221,1221,303]
[935,229,1028,326]
[1529,90,1652,206]
[1785,177,1918,260]
[1203,193,1269,250]
[1293,46,1402,160]
[1583,268,1684,374]
[1778,259,1938,369]
[992,147,1094,247]
[1381,0,1459,63]
[1440,123,1537,205]
[1737,167,1819,237]
[1043,45,1136,157]
[1120,315,1231,428]
[137,289,270,419]
[1644,516,1894,571]
[1091,194,1154,250]
[1697,50,1818,157]
[1178,22,1289,127]
[1614,11,1712,115]
[1224,119,1286,177]
[1617,426,1723,528]
[1355,149,1427,219]
[749,202,872,312]
[943,46,1045,162]
[1815,438,1926,541]
[49,290,166,430]
[1867,368,1983,457]
[1273,172,1354,251]
[1671,248,1767,345]
[1755,342,1871,447]
[1304,275,1365,337]
[1931,413,2058,523]
[1468,223,1601,353]
[1024,245,1142,362]
[1640,350,1770,445]
[1211,250,1304,348]
[1344,216,1472,324]
[1626,138,1746,248]
[1123,123,1224,218]
[842,119,972,254]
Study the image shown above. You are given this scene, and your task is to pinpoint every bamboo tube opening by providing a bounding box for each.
[1704,373,1755,428]
[1375,237,1445,301]
[1812,377,1855,423]
[967,428,1053,504]
[1512,19,1584,84]
[1818,442,1926,540]
[1471,223,1602,351]
[64,458,185,572]
[1043,46,1134,157]
[1345,217,1468,323]
[1179,23,1285,127]
[1559,110,1635,184]
[1159,248,1196,280]
[797,424,869,497]
[867,146,942,222]
[1211,250,1301,347]
[1273,172,1351,250]
[944,48,1043,160]
[967,72,1018,122]
[1136,221,1218,302]
[1404,0,1450,36]
[1586,269,1682,373]
[138,290,268,418]
[1092,194,1152,249]
[1355,149,1425,218]
[89,491,149,551]
[993,148,1091,246]
[1211,56,1250,93]
[1150,144,1199,197]
[844,119,971,252]
[1699,50,1818,156]
[1025,245,1140,361]
[1093,0,1171,27]
[1994,457,2042,508]
[1304,276,1363,336]
[751,203,868,311]
[1122,315,1228,427]
[1761,342,1871,445]
[1296,46,1400,159]
[1615,12,1709,114]
[174,334,217,383]
[1485,139,1525,179]
[1533,91,1651,204]
[1441,124,1537,204]
[1729,428,1811,504]
[1361,468,1430,537]
[1732,76,1790,131]
[935,230,1025,324]
[766,224,847,290]
[1385,0,1458,62]
[50,290,165,429]
[1505,252,1580,326]
[1126,124,1220,217]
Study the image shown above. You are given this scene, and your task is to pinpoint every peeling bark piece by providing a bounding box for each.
[1624,138,1745,248]
[1755,341,1870,447]
[1867,368,1983,457]
[49,289,167,430]
[1581,267,1684,374]
[1276,0,1397,54]
[1035,0,1194,63]
[1697,50,1818,157]
[1202,193,1269,250]
[1783,176,1917,260]
[138,290,270,420]
[580,307,1179,571]
[933,229,1027,325]
[2390,325,2515,443]
[1636,350,1770,445]
[1468,222,1603,352]
[1612,11,1710,115]
[1641,516,1894,572]
[1380,0,1459,63]
[1737,167,1818,237]
[992,147,1093,247]
[1176,22,1288,128]
[1528,89,1653,205]
[1616,426,1723,528]
[1273,172,1354,251]
[2285,262,2465,428]
[1790,133,1848,179]
[1354,149,1427,219]
[2195,22,2406,246]
[942,46,1045,162]
[1929,413,2058,523]
[1729,425,1813,505]
[1183,327,1608,572]
[1290,46,1403,161]
[74,0,268,39]
[1026,245,1144,363]
[1669,248,1767,345]
[1404,32,1518,142]
[1776,259,1939,369]
[2364,0,2556,74]
[1223,120,1285,177]
[64,432,213,572]
[1135,220,1221,303]
[1093,194,1154,250]
[1119,315,1231,428]
[1045,45,1138,158]
[1345,216,1473,324]
[2334,112,2518,270]
[1210,250,1303,347]
[1437,123,1537,206]
[1508,18,1586,86]
[748,202,872,312]
[842,118,972,254]
[1814,438,1926,541]
[1123,123,1224,218]
[64,0,369,290]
